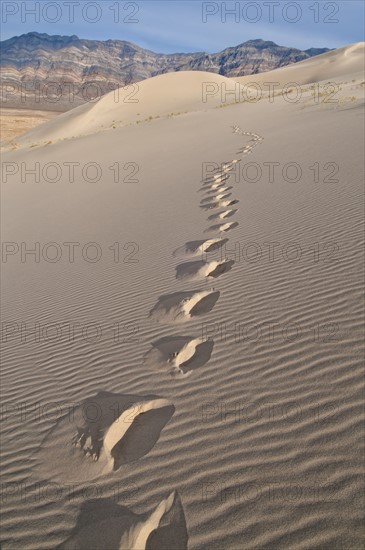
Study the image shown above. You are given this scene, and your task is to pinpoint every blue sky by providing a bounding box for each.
[1,1,364,52]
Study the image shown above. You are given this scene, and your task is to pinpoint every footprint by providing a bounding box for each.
[58,491,188,550]
[200,198,238,211]
[215,191,232,201]
[219,198,238,207]
[200,201,220,211]
[202,185,233,195]
[210,179,231,189]
[149,289,220,323]
[176,258,234,280]
[201,195,220,205]
[144,336,214,377]
[205,221,239,233]
[201,192,232,205]
[32,391,174,483]
[200,178,230,192]
[207,208,238,221]
[202,172,230,185]
[221,162,236,172]
[105,400,174,472]
[173,238,228,258]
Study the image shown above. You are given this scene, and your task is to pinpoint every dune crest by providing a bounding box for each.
[235,42,365,87]
[11,71,251,147]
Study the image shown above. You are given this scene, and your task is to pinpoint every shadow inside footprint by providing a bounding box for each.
[146,491,188,549]
[200,201,220,210]
[200,192,231,205]
[199,177,231,191]
[200,199,238,211]
[201,172,230,184]
[205,221,239,233]
[144,336,214,377]
[32,391,174,483]
[208,260,234,278]
[202,185,233,195]
[173,238,228,258]
[208,209,238,221]
[188,291,220,316]
[200,195,215,204]
[149,290,220,322]
[111,405,174,469]
[58,491,188,550]
[215,192,232,201]
[176,259,234,280]
[219,199,239,207]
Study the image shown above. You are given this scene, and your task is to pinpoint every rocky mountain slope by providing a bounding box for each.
[0,32,329,110]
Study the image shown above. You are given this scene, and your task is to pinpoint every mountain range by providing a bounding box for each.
[0,32,330,111]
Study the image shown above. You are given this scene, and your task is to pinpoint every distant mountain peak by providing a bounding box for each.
[0,33,330,111]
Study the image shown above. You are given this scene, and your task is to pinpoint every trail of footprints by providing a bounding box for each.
[34,127,263,549]
[145,127,264,377]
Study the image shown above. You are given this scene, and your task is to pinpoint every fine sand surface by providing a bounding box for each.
[1,44,364,549]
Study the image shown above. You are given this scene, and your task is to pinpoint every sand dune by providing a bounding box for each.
[1,42,364,549]
[5,43,363,151]
[235,42,365,87]
[9,71,248,148]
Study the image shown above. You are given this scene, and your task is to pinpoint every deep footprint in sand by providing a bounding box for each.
[205,221,239,233]
[32,391,174,483]
[200,177,231,191]
[202,185,233,195]
[237,146,253,154]
[144,336,214,377]
[200,198,238,211]
[210,179,232,189]
[210,193,232,201]
[208,208,238,221]
[149,289,220,323]
[201,172,230,185]
[221,162,237,172]
[200,192,232,205]
[173,237,228,258]
[219,198,238,207]
[58,490,188,550]
[176,258,234,280]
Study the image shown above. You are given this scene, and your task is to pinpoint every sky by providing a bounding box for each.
[1,1,364,52]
